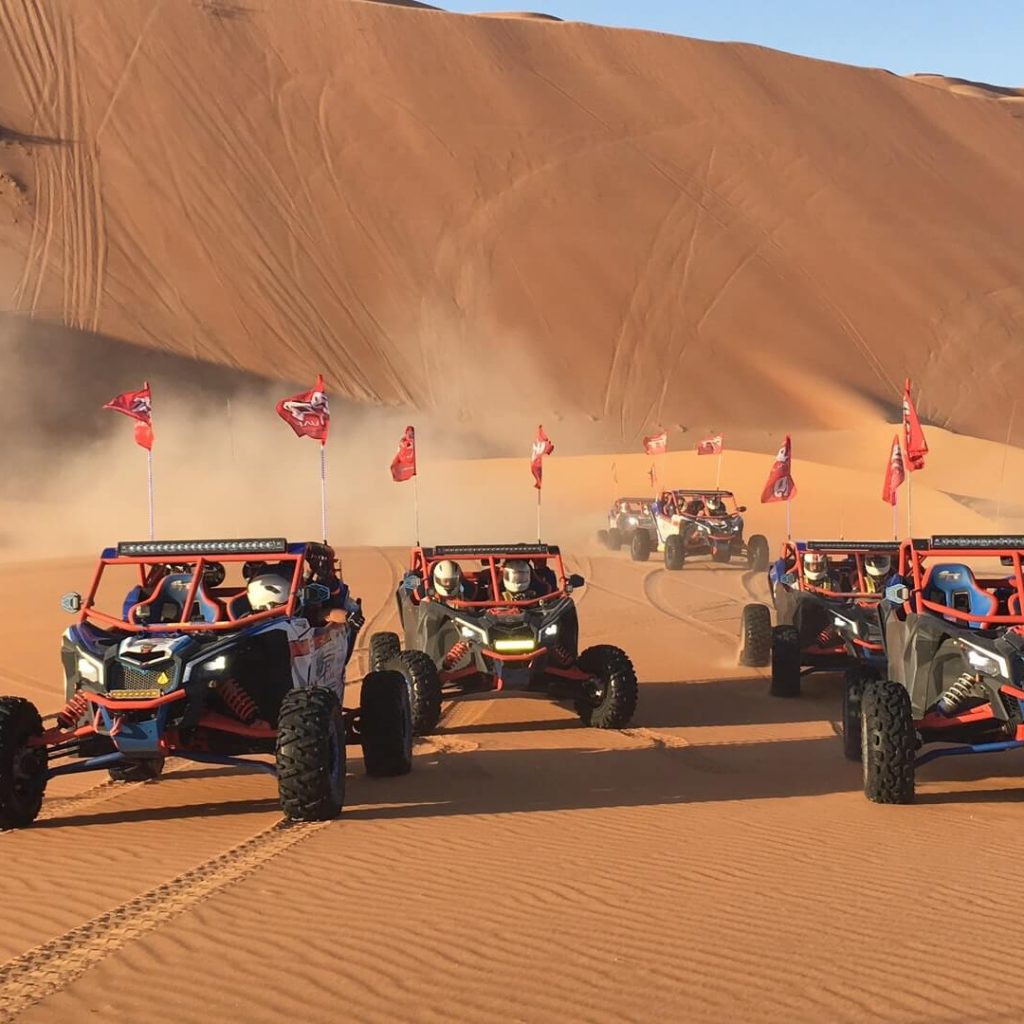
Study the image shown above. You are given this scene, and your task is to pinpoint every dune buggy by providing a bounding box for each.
[740,540,898,754]
[369,543,638,730]
[631,489,769,571]
[0,538,414,830]
[597,497,656,552]
[859,535,1024,803]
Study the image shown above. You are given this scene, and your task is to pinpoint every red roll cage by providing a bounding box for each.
[781,540,899,601]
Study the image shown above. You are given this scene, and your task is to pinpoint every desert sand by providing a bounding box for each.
[2,0,1024,1022]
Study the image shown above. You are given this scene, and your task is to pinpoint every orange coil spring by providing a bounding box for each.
[57,691,89,728]
[218,680,258,723]
[818,627,836,646]
[443,641,470,670]
[550,644,573,667]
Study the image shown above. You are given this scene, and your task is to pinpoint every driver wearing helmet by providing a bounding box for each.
[247,572,293,612]
[500,559,549,602]
[863,554,892,594]
[802,552,835,591]
[705,495,726,518]
[431,559,471,602]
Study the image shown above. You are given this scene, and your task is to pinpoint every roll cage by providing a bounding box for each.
[781,540,901,601]
[657,489,742,518]
[408,543,571,611]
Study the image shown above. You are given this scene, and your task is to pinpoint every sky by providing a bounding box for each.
[440,0,1023,87]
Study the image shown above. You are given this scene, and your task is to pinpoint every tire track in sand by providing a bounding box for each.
[0,818,330,1022]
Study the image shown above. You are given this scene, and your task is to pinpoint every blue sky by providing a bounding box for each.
[440,0,1023,86]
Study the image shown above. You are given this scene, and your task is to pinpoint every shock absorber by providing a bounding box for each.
[218,679,259,724]
[57,691,89,728]
[549,643,574,667]
[443,641,470,671]
[818,626,836,647]
[937,673,979,715]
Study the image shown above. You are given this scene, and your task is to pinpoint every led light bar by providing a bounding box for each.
[803,540,902,552]
[117,538,288,557]
[930,535,1024,550]
[667,489,734,497]
[492,638,537,652]
[429,544,558,557]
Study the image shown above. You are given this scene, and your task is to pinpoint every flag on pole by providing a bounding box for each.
[902,378,928,471]
[103,381,154,450]
[696,433,723,455]
[882,434,906,506]
[760,435,797,503]
[648,465,657,488]
[391,426,417,482]
[643,431,668,456]
[276,374,330,442]
[531,426,554,489]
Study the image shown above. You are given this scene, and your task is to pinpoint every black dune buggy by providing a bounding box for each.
[739,540,898,756]
[859,535,1024,804]
[597,497,657,553]
[368,543,639,730]
[0,538,414,830]
[632,489,770,571]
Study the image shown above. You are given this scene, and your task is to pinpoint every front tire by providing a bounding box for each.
[597,528,610,547]
[664,534,685,571]
[769,625,801,698]
[108,757,165,783]
[386,650,443,736]
[630,530,651,562]
[747,534,770,572]
[739,604,772,667]
[369,631,401,671]
[0,696,47,829]
[574,646,639,729]
[360,671,413,777]
[712,545,732,563]
[606,528,624,552]
[276,687,346,821]
[861,681,916,804]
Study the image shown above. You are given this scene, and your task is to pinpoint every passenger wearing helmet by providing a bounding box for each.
[500,559,550,602]
[863,554,892,594]
[432,560,470,602]
[705,496,726,518]
[802,552,835,591]
[247,573,292,612]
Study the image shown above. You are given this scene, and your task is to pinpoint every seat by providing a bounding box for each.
[227,591,253,620]
[921,563,997,629]
[129,574,192,625]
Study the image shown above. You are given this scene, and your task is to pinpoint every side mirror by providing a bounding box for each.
[737,505,747,513]
[885,583,910,605]
[567,574,585,590]
[61,592,82,614]
[780,572,797,587]
[1001,556,1015,567]
[301,583,331,605]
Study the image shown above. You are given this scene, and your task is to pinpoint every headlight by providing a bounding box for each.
[543,624,558,637]
[627,517,638,525]
[77,656,101,683]
[962,641,1008,678]
[833,615,860,635]
[458,622,487,641]
[203,655,228,673]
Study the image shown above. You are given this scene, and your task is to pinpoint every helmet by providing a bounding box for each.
[706,496,726,516]
[247,574,292,611]
[432,560,462,598]
[502,559,532,595]
[803,553,828,583]
[865,555,891,578]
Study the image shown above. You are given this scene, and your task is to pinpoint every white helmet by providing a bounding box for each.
[865,555,891,578]
[503,560,532,595]
[247,574,292,611]
[432,560,462,598]
[803,553,828,583]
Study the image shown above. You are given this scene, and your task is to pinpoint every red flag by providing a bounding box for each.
[696,433,723,456]
[276,374,330,442]
[882,433,906,506]
[531,425,554,489]
[643,431,667,456]
[103,381,154,450]
[760,435,797,504]
[391,426,417,482]
[902,379,928,471]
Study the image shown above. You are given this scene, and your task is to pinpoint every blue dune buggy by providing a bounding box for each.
[0,538,413,829]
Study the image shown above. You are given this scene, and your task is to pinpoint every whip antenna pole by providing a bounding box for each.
[320,442,328,544]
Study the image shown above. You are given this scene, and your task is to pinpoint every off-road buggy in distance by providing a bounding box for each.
[858,535,1024,804]
[0,538,414,830]
[597,497,657,552]
[629,489,770,571]
[739,540,899,757]
[369,544,638,730]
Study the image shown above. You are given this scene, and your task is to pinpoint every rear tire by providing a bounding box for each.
[842,667,875,762]
[712,546,731,563]
[738,604,772,667]
[386,650,443,736]
[369,631,401,671]
[630,530,651,562]
[861,680,916,804]
[664,534,685,571]
[0,697,47,830]
[360,671,413,777]
[769,625,801,698]
[597,528,610,547]
[747,534,770,572]
[276,687,345,821]
[607,528,624,552]
[108,757,165,783]
[575,646,639,729]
